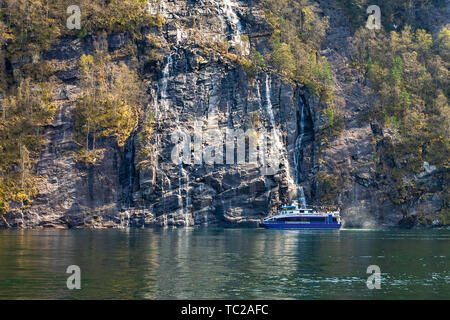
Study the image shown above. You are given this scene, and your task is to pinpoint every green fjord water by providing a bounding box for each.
[0,228,448,299]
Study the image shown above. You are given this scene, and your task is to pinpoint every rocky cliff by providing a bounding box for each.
[1,0,448,229]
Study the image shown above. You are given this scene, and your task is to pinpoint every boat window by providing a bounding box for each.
[276,217,327,222]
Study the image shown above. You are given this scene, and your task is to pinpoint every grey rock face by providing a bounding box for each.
[125,0,309,228]
[1,0,446,229]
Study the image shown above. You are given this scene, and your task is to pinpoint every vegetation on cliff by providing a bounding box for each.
[0,79,57,214]
[0,0,448,226]
[74,52,142,163]
[0,0,156,214]
[342,0,449,220]
[257,0,449,218]
[261,0,334,104]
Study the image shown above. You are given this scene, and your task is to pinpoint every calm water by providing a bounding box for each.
[0,228,448,299]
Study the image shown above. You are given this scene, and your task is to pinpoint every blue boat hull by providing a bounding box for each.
[260,222,342,229]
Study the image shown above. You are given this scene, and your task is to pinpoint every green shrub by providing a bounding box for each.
[74,53,141,159]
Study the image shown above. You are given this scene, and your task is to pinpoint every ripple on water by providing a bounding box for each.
[0,228,449,299]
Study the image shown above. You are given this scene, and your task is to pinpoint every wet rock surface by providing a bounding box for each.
[1,0,447,229]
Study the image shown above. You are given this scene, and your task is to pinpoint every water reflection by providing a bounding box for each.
[0,228,448,299]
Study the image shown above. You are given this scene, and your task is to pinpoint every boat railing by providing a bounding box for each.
[270,202,341,216]
[277,205,341,214]
[311,205,340,211]
[285,205,340,211]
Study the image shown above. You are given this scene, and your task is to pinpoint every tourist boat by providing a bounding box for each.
[260,201,342,229]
